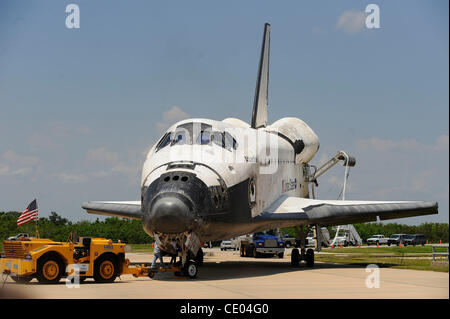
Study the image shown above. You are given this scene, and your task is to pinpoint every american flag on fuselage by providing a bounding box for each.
[17,199,38,226]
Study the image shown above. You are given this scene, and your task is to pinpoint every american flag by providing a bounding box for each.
[17,199,38,226]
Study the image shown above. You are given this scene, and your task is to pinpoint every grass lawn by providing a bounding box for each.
[128,244,154,253]
[316,245,449,272]
[322,245,448,255]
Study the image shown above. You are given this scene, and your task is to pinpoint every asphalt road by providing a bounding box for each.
[1,249,448,299]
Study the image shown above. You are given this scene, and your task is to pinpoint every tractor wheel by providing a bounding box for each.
[36,254,64,284]
[252,246,258,258]
[94,255,118,283]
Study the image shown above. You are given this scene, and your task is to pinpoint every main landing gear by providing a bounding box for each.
[291,226,315,268]
[290,248,314,267]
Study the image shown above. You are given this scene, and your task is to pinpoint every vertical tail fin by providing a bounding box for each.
[251,23,270,129]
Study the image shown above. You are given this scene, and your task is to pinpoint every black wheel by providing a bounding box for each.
[11,276,33,284]
[251,246,258,258]
[195,248,204,267]
[278,252,284,259]
[306,249,314,267]
[183,260,198,279]
[94,254,118,283]
[291,248,300,267]
[148,271,155,279]
[36,254,64,284]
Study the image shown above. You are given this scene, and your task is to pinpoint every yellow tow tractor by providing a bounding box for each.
[0,235,198,284]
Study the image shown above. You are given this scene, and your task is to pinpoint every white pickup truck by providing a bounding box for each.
[366,234,388,246]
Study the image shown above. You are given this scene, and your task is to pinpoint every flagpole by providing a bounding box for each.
[35,218,40,238]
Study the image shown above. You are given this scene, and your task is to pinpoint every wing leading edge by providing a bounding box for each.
[255,196,438,226]
[82,201,142,220]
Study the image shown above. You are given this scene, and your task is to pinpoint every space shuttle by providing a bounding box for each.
[82,24,437,266]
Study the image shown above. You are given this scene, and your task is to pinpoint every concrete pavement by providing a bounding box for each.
[1,249,448,299]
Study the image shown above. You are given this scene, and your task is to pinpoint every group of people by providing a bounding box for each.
[150,233,181,269]
[150,231,201,270]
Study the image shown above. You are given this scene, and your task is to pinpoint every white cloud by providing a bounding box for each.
[336,10,366,34]
[28,121,92,151]
[0,151,39,177]
[86,148,119,165]
[156,106,190,135]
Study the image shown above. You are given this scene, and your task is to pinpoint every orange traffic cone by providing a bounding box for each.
[358,243,361,248]
[377,242,379,248]
[332,244,334,248]
[440,240,442,244]
[400,242,402,247]
[340,244,343,249]
[426,240,428,245]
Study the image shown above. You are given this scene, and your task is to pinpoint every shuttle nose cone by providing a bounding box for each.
[148,195,193,234]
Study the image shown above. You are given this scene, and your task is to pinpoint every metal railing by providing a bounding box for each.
[432,244,449,262]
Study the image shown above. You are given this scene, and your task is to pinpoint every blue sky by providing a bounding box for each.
[0,0,448,224]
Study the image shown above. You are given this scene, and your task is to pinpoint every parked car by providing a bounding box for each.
[366,234,388,246]
[7,233,30,241]
[387,234,409,246]
[404,234,427,246]
[220,238,238,251]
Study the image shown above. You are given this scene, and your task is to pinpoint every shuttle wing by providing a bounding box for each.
[255,196,438,226]
[82,201,142,220]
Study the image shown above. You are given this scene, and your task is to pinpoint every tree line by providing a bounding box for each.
[0,211,153,244]
[0,211,448,244]
[281,222,449,243]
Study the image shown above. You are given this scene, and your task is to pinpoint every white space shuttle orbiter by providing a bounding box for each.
[82,24,437,264]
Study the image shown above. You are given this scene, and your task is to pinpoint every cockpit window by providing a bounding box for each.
[196,130,238,151]
[155,132,172,151]
[156,122,238,151]
[171,122,194,146]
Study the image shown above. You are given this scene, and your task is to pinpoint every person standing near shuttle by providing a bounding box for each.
[82,23,438,270]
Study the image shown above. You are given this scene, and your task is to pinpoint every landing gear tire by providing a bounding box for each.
[291,248,300,267]
[195,248,204,267]
[183,260,198,279]
[306,249,314,267]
